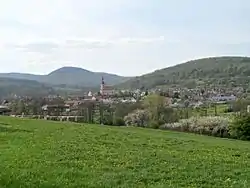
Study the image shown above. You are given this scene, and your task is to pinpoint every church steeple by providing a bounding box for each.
[100,76,105,95]
[100,76,114,97]
[101,76,105,85]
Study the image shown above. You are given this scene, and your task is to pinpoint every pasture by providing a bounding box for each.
[0,116,250,187]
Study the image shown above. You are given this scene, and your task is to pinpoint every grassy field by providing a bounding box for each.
[186,104,229,117]
[1,117,250,188]
[193,104,227,115]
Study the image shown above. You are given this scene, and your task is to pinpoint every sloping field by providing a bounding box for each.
[0,117,250,188]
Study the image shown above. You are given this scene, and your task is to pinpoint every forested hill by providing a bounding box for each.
[0,78,55,99]
[117,56,250,89]
[0,67,130,87]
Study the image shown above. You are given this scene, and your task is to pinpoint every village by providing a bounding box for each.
[0,76,241,118]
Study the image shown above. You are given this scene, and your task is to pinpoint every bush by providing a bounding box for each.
[160,107,180,124]
[49,116,58,121]
[149,120,160,129]
[68,117,75,122]
[124,109,149,127]
[61,116,67,121]
[160,116,230,137]
[124,107,179,128]
[229,114,250,140]
[113,117,125,126]
[102,115,113,125]
[76,116,85,123]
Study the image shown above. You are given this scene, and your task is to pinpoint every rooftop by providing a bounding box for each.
[102,85,113,89]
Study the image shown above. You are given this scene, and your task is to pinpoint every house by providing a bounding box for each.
[42,104,70,116]
[210,95,236,102]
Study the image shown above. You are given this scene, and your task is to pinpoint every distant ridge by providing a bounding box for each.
[0,77,55,98]
[0,66,131,87]
[117,56,250,89]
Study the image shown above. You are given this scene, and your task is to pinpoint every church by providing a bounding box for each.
[100,77,114,96]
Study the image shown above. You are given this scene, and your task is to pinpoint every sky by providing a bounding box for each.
[0,0,249,76]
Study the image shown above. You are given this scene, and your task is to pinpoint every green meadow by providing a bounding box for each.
[0,116,250,188]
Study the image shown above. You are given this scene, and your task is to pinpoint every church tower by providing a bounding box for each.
[100,76,114,97]
[100,76,104,95]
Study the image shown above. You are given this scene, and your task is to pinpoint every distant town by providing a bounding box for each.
[0,75,241,118]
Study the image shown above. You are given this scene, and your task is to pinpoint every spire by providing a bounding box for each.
[100,76,104,99]
[101,76,105,85]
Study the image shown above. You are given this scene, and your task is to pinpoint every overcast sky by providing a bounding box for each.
[0,0,249,76]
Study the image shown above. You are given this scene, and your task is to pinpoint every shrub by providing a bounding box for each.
[62,117,68,121]
[49,116,58,121]
[68,117,75,122]
[149,120,160,129]
[229,114,250,140]
[102,115,113,126]
[124,107,180,128]
[160,116,230,137]
[113,117,125,126]
[124,109,149,127]
[76,116,85,123]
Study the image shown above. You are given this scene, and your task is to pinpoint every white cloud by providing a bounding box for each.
[0,0,249,76]
[4,36,166,53]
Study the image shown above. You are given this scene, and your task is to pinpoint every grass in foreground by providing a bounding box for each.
[0,117,250,188]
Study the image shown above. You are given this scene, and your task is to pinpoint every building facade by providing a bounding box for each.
[100,77,114,96]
